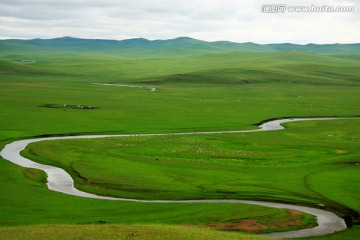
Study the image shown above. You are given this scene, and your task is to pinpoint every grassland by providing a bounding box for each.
[0,46,359,239]
[0,224,271,240]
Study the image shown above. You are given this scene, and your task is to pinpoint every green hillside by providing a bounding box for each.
[1,37,359,59]
[267,43,360,54]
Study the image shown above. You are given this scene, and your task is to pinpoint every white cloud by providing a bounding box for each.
[0,0,359,43]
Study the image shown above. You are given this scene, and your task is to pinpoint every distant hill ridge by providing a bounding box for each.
[1,36,360,56]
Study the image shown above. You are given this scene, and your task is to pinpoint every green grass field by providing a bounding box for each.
[0,224,271,240]
[0,46,359,239]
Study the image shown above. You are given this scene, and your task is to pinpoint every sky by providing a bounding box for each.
[0,0,359,44]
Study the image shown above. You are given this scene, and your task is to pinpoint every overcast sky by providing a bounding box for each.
[0,0,359,44]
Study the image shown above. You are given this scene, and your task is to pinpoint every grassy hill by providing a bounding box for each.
[267,43,360,54]
[1,37,359,59]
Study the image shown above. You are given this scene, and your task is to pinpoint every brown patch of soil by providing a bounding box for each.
[287,209,302,216]
[200,209,312,233]
[205,219,269,232]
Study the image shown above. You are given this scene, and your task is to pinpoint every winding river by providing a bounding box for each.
[0,118,348,238]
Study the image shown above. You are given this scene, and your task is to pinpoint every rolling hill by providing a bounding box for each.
[1,37,359,59]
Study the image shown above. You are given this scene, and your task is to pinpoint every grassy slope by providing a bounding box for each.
[0,224,270,240]
[0,49,359,239]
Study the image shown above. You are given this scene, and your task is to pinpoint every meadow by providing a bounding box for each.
[0,44,359,239]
